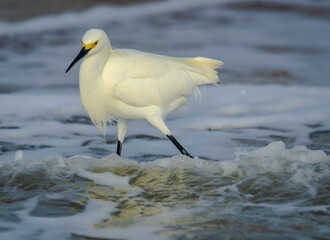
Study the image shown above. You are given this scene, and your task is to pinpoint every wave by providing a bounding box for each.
[1,141,328,191]
[0,141,329,240]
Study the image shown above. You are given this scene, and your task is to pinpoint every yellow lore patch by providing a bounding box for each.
[82,40,98,50]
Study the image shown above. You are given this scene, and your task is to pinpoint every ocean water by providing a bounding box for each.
[0,0,329,239]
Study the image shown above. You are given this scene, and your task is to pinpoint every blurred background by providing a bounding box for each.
[1,0,329,88]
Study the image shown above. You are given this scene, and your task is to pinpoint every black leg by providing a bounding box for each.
[167,135,193,158]
[116,140,122,156]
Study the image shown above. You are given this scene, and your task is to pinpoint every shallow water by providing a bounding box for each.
[0,0,329,239]
[1,143,329,239]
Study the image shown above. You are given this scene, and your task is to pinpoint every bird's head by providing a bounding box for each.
[66,29,107,73]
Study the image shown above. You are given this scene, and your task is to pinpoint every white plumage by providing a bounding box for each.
[66,29,222,157]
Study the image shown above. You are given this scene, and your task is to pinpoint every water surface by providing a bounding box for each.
[0,0,329,239]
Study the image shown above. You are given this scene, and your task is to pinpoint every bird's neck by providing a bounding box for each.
[78,43,112,132]
[78,43,111,103]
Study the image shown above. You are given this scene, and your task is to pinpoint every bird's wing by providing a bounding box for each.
[106,49,196,108]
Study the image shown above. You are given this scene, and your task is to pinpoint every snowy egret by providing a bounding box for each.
[66,29,222,157]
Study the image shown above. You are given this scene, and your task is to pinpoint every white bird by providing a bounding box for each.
[66,29,222,157]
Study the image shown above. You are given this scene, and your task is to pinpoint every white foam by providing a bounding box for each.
[235,141,329,172]
[14,150,24,161]
[0,198,117,240]
[76,168,131,188]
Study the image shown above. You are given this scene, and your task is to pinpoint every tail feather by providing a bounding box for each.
[180,57,223,85]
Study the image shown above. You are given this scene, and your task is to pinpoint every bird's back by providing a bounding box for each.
[102,49,222,109]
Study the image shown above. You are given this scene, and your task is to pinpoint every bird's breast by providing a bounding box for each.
[79,70,109,124]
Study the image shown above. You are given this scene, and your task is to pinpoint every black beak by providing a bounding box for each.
[65,47,90,73]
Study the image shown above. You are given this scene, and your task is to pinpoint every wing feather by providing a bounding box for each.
[102,49,220,108]
[111,50,195,107]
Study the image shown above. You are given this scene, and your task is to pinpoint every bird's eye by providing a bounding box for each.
[95,41,98,45]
